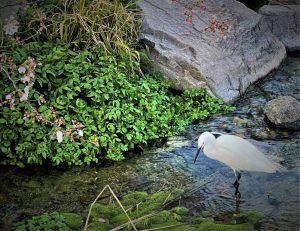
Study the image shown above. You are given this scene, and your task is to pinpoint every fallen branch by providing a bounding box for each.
[84,184,137,231]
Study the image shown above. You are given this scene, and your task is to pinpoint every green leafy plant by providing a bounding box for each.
[14,212,70,231]
[0,42,232,167]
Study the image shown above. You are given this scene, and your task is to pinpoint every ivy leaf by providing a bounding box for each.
[75,98,86,108]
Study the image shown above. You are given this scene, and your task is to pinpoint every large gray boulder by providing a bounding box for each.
[0,0,27,35]
[264,96,300,130]
[259,4,300,53]
[138,0,286,103]
[0,0,25,21]
[268,0,299,5]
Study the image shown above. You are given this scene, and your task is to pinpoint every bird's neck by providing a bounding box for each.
[204,141,215,152]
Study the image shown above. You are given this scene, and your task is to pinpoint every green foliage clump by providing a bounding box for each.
[87,190,261,231]
[121,191,148,206]
[235,211,263,225]
[91,202,121,221]
[12,191,261,231]
[194,210,263,231]
[0,42,232,167]
[171,207,189,216]
[88,190,187,230]
[14,212,71,231]
[197,220,255,231]
[17,0,140,63]
[60,212,84,230]
[85,222,112,231]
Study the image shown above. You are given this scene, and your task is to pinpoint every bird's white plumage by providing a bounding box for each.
[197,132,278,173]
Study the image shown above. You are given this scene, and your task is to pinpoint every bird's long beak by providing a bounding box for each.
[194,145,203,163]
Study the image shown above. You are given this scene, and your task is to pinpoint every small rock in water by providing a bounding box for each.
[267,196,280,206]
[219,123,228,130]
[233,116,248,125]
[264,96,300,130]
[252,128,278,140]
[234,129,247,138]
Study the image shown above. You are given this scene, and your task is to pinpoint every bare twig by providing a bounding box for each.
[84,184,137,231]
[84,173,217,231]
[162,192,172,205]
[3,68,17,90]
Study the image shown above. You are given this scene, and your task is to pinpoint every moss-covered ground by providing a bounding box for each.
[14,189,262,231]
[85,190,262,231]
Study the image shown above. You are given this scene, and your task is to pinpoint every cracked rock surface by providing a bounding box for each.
[259,4,300,53]
[138,0,286,103]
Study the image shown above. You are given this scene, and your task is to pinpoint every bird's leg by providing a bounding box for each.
[233,172,241,200]
[233,172,241,187]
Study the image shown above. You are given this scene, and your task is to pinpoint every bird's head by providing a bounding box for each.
[194,132,215,163]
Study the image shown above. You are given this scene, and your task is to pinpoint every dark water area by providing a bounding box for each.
[0,57,299,230]
[238,0,269,10]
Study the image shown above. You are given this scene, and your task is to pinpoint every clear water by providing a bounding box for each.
[0,57,299,230]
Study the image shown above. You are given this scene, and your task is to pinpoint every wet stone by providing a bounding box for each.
[264,96,300,130]
[251,128,279,140]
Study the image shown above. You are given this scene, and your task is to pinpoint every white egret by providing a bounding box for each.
[194,132,279,199]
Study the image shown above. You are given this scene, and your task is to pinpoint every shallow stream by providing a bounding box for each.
[0,57,299,230]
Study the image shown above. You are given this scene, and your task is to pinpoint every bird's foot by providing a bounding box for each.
[235,191,241,202]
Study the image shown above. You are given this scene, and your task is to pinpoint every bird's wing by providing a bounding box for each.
[205,135,278,173]
[211,132,223,138]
